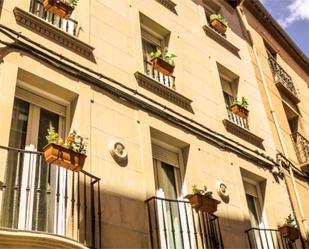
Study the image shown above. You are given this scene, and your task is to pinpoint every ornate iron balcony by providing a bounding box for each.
[0,145,102,248]
[292,132,309,166]
[29,0,78,36]
[145,196,224,249]
[268,56,298,98]
[245,227,302,249]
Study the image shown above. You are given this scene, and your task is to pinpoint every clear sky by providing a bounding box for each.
[260,0,309,57]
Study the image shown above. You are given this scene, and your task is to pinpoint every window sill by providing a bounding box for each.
[223,119,264,147]
[155,0,177,14]
[275,78,300,104]
[203,25,240,55]
[134,71,193,111]
[13,7,94,59]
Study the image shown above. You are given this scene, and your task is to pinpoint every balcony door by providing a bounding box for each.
[244,180,274,249]
[1,87,67,234]
[152,143,183,249]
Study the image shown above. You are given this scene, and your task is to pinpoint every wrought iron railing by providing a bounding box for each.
[268,56,297,97]
[145,196,224,249]
[291,132,309,165]
[29,0,78,36]
[245,228,301,249]
[0,145,102,248]
[226,107,249,130]
[144,60,176,90]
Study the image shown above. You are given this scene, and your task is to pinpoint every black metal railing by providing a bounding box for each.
[291,132,309,166]
[29,0,78,36]
[0,145,102,248]
[144,61,176,90]
[246,228,301,249]
[226,107,249,130]
[145,196,224,249]
[268,56,297,97]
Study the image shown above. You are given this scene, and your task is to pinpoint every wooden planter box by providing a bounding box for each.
[151,57,175,76]
[43,143,86,172]
[230,104,249,119]
[210,19,227,34]
[278,225,300,241]
[43,0,74,20]
[187,194,220,213]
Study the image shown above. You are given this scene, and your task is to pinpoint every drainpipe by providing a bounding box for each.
[236,5,309,241]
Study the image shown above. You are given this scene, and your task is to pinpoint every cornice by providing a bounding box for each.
[13,7,94,59]
[135,71,193,111]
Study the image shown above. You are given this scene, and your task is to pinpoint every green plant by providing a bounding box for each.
[62,0,79,7]
[192,185,213,198]
[210,13,228,26]
[233,96,249,109]
[285,214,297,228]
[46,124,87,155]
[149,47,177,66]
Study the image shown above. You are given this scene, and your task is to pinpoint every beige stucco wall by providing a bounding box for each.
[0,0,306,248]
[243,4,309,242]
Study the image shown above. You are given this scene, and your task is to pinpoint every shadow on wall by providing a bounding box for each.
[0,0,3,18]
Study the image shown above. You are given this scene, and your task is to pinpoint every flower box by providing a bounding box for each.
[151,57,175,76]
[278,225,300,241]
[43,143,86,172]
[210,19,227,34]
[230,103,249,118]
[187,194,220,213]
[43,0,74,20]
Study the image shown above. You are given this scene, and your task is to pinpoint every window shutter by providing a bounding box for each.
[243,181,258,198]
[152,144,179,168]
[15,87,66,117]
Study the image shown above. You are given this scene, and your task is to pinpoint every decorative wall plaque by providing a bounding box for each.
[109,141,128,166]
[216,181,229,199]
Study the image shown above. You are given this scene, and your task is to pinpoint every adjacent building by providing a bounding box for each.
[0,0,308,248]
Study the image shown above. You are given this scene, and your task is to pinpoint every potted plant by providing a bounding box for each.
[209,13,228,34]
[185,185,220,213]
[278,214,300,241]
[230,96,249,119]
[43,125,87,172]
[149,47,176,76]
[43,0,79,19]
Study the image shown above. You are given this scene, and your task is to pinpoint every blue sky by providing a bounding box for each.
[260,0,309,57]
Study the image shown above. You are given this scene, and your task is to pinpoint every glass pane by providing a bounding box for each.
[246,194,260,227]
[142,38,159,62]
[8,98,30,149]
[157,162,178,199]
[33,108,60,232]
[1,98,30,227]
[37,108,59,151]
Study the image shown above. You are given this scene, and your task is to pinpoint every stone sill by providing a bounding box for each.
[300,163,309,174]
[275,79,300,104]
[13,7,94,59]
[223,119,264,147]
[134,71,193,111]
[0,228,88,249]
[155,0,177,14]
[203,25,240,55]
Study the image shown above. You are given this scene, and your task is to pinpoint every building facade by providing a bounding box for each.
[0,0,308,248]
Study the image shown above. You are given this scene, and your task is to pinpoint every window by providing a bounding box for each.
[264,40,277,60]
[1,87,68,234]
[152,143,183,249]
[139,13,175,89]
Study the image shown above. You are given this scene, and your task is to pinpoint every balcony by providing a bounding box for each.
[245,227,302,249]
[0,145,102,248]
[30,0,78,36]
[144,60,175,90]
[292,132,309,173]
[226,107,249,130]
[268,57,300,104]
[145,196,224,249]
